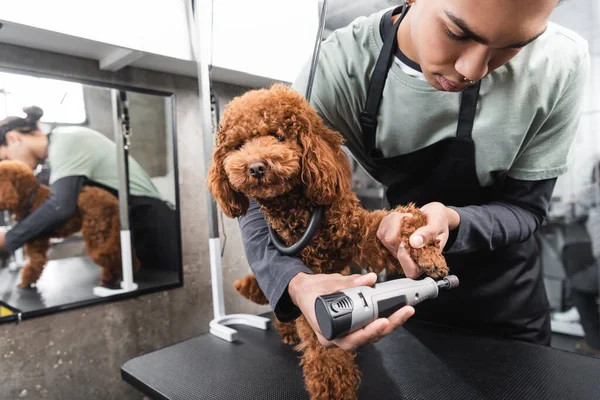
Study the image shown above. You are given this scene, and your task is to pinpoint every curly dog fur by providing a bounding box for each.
[207,84,448,400]
[0,160,139,288]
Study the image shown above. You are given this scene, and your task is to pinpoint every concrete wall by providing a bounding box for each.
[0,44,265,400]
[82,85,168,178]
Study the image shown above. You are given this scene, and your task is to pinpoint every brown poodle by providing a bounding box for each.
[207,84,449,400]
[0,160,139,288]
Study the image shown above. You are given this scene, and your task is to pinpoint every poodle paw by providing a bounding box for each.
[274,319,299,346]
[412,244,449,279]
[99,280,121,289]
[280,331,300,346]
[421,263,449,279]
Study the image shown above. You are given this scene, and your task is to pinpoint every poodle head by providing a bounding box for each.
[0,160,38,212]
[206,84,352,218]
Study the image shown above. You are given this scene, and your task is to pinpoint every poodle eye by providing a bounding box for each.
[269,131,285,142]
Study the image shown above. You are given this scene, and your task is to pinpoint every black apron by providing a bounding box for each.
[85,180,179,272]
[360,6,551,345]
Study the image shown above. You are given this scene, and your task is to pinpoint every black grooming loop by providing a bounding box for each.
[267,0,329,256]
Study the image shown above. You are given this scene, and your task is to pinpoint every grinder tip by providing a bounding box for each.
[439,275,459,289]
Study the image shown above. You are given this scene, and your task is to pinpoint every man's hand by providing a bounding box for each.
[288,272,415,352]
[377,202,460,278]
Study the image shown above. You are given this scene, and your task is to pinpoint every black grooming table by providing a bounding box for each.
[122,314,600,400]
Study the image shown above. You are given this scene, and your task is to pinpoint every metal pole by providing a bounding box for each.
[305,0,329,102]
[190,0,224,319]
[115,90,136,291]
[93,89,137,296]
[186,0,269,342]
[114,90,130,232]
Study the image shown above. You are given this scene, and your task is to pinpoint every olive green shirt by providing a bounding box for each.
[48,126,161,199]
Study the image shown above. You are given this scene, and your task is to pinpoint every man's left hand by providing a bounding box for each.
[377,202,460,278]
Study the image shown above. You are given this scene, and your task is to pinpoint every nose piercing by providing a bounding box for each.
[463,77,475,84]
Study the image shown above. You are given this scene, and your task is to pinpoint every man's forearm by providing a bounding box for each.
[238,199,313,322]
[444,177,556,254]
[445,202,542,254]
[4,176,85,252]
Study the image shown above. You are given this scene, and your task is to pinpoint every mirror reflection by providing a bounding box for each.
[0,71,182,322]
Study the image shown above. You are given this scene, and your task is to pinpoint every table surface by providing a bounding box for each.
[122,315,600,400]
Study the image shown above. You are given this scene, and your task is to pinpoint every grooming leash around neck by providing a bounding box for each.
[268,205,324,256]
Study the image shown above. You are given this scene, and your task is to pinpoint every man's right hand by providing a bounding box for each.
[288,272,415,352]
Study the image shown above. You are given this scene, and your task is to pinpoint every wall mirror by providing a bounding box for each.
[0,68,183,323]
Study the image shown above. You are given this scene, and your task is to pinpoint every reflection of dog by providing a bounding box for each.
[207,84,448,400]
[0,160,140,288]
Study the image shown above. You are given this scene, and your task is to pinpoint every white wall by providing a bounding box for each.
[0,0,320,84]
[212,0,320,83]
[549,0,600,216]
[0,0,192,60]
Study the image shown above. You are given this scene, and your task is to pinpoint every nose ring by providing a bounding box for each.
[463,77,475,84]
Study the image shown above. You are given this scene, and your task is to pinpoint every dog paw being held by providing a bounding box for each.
[206,84,450,400]
[377,201,457,280]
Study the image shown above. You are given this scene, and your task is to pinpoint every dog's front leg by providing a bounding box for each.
[273,318,299,346]
[352,209,406,276]
[233,274,299,345]
[18,239,50,288]
[295,316,361,400]
[353,208,449,279]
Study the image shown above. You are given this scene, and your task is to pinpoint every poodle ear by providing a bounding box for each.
[298,115,352,206]
[206,144,249,219]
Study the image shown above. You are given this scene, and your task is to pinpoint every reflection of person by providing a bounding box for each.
[0,106,179,276]
[569,163,600,356]
[239,0,589,351]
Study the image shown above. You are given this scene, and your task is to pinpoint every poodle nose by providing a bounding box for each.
[249,162,266,178]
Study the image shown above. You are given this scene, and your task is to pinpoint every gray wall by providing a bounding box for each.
[0,43,267,400]
[82,85,168,178]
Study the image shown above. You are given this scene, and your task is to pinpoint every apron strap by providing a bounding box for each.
[457,81,481,139]
[360,5,408,158]
[360,4,481,153]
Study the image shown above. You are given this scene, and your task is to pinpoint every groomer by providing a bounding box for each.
[0,106,179,283]
[239,0,589,350]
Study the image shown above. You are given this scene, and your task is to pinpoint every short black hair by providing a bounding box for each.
[0,106,44,146]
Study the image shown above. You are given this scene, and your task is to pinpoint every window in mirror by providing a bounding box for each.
[0,71,87,124]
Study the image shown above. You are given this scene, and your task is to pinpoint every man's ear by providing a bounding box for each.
[4,131,18,146]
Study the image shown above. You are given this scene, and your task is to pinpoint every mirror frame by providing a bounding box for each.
[0,66,185,325]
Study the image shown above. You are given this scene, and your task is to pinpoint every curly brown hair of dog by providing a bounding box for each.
[0,160,139,288]
[207,84,449,400]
